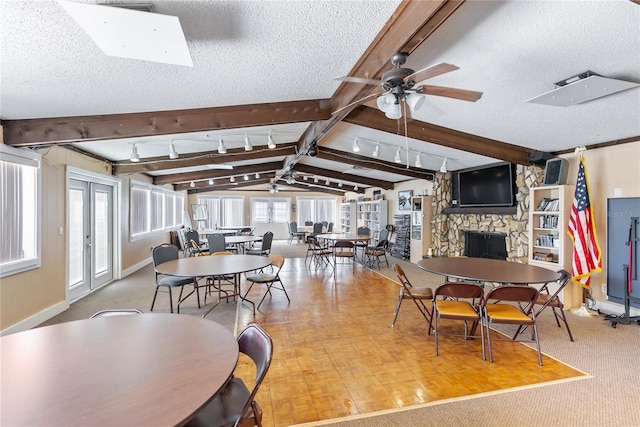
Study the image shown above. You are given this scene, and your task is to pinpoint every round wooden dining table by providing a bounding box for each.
[416,257,562,284]
[156,254,272,316]
[0,314,238,426]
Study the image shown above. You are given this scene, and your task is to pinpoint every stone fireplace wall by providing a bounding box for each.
[431,165,544,262]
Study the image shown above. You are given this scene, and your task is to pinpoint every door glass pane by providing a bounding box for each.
[68,188,85,287]
[94,191,109,275]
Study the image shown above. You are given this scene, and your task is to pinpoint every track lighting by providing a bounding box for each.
[313,175,318,183]
[352,137,360,153]
[129,144,140,162]
[269,183,279,194]
[208,178,214,185]
[189,181,195,188]
[303,175,308,181]
[168,141,179,159]
[372,143,380,158]
[230,176,235,182]
[415,152,422,168]
[354,184,359,191]
[394,148,402,164]
[338,181,343,188]
[244,133,252,151]
[325,178,330,185]
[286,176,295,185]
[244,174,249,181]
[218,137,227,154]
[440,158,448,173]
[267,132,276,149]
[255,173,260,179]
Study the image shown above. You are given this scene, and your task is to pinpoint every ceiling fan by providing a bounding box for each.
[334,52,483,118]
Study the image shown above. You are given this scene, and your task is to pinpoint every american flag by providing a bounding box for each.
[567,156,601,288]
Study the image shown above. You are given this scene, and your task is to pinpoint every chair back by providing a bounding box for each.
[190,239,207,256]
[434,282,484,300]
[90,309,143,318]
[152,244,179,268]
[269,253,285,270]
[321,221,328,228]
[334,240,354,250]
[261,231,274,252]
[538,270,571,306]
[393,263,412,287]
[207,234,226,253]
[357,226,370,236]
[240,227,253,236]
[378,228,389,242]
[304,221,313,226]
[236,323,273,421]
[326,222,334,233]
[485,285,538,309]
[313,222,323,234]
[212,251,234,256]
[290,221,299,233]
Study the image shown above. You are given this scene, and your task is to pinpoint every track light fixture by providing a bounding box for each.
[354,184,359,191]
[325,178,330,185]
[244,174,249,181]
[313,175,319,183]
[415,152,422,168]
[372,143,380,158]
[208,178,214,185]
[338,181,343,188]
[255,173,260,179]
[230,176,235,182]
[218,137,227,154]
[244,133,252,151]
[394,148,402,163]
[267,132,276,149]
[189,181,195,188]
[168,141,179,159]
[269,183,279,194]
[129,144,140,162]
[440,158,448,173]
[352,137,360,153]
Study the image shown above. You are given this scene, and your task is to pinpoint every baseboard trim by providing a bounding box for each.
[122,257,152,278]
[1,301,69,336]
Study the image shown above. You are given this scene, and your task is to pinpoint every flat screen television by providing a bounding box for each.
[456,162,516,207]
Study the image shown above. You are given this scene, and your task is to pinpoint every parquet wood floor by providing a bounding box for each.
[234,257,584,427]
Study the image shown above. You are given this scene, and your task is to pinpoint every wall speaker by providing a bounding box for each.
[543,158,569,186]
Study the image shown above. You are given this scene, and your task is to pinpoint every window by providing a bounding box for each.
[0,145,41,277]
[197,196,244,228]
[250,198,290,224]
[297,197,336,225]
[130,180,183,240]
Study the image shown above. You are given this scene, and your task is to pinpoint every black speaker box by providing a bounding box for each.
[530,151,554,166]
[543,158,569,186]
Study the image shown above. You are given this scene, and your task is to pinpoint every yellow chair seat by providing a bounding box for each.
[435,300,478,318]
[411,287,433,298]
[485,304,533,323]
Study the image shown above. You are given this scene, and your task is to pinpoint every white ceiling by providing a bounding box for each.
[1,0,639,191]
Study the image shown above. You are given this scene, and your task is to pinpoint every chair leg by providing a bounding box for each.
[554,307,575,342]
[150,286,160,312]
[391,290,403,327]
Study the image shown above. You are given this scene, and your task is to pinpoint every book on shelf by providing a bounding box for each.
[536,198,559,212]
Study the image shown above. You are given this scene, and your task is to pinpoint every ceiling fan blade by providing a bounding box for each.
[332,91,383,115]
[333,76,381,86]
[404,62,459,84]
[416,85,483,102]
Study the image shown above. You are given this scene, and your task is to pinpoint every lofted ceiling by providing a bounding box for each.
[1,0,639,195]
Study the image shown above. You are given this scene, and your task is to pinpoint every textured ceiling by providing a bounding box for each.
[1,0,639,192]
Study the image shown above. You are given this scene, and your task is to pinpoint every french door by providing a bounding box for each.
[67,179,114,300]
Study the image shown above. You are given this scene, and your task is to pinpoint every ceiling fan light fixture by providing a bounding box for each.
[384,102,402,120]
[440,157,448,173]
[352,137,360,153]
[394,148,402,163]
[218,137,227,154]
[415,152,423,168]
[267,132,276,149]
[168,141,179,159]
[406,92,425,113]
[376,93,395,112]
[372,143,380,158]
[244,133,253,151]
[307,142,318,157]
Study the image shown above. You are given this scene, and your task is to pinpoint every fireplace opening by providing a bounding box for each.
[464,231,507,260]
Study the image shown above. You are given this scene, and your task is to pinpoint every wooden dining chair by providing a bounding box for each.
[483,285,543,365]
[185,323,273,427]
[392,264,433,331]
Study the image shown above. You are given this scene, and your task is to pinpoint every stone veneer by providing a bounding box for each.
[431,164,544,262]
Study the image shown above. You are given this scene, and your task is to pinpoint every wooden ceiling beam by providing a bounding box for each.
[344,106,534,165]
[314,146,435,182]
[153,161,283,186]
[292,163,396,190]
[276,181,345,196]
[113,143,297,175]
[186,177,274,194]
[2,99,332,146]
